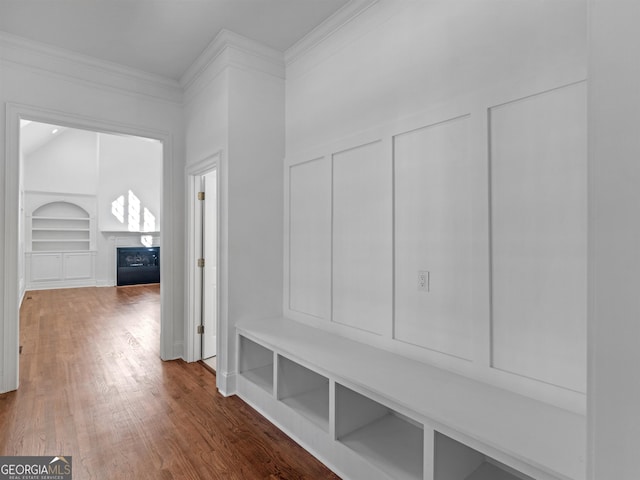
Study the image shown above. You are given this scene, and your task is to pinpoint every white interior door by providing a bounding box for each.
[201,170,217,359]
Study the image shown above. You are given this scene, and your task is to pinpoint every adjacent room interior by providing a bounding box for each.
[19,120,162,292]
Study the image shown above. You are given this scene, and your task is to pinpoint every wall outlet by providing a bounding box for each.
[418,271,429,292]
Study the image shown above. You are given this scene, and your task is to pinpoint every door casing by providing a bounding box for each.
[185,152,221,364]
[2,102,174,394]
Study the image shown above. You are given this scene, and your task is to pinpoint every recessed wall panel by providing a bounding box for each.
[394,116,475,360]
[490,83,587,392]
[30,253,62,282]
[63,252,93,280]
[289,158,331,319]
[333,141,391,335]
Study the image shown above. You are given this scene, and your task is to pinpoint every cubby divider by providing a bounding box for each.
[277,355,330,431]
[336,383,423,480]
[238,336,274,394]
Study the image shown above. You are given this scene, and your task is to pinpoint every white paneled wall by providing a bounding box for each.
[332,141,392,335]
[289,158,331,319]
[285,80,587,407]
[490,82,587,393]
[394,115,475,361]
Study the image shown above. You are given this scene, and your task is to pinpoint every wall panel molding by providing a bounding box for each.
[393,114,476,360]
[287,157,332,320]
[283,81,588,413]
[489,81,587,393]
[332,140,392,335]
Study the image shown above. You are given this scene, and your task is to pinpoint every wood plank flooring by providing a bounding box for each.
[0,285,340,480]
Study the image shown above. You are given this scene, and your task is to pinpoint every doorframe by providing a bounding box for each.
[185,152,222,364]
[2,102,175,393]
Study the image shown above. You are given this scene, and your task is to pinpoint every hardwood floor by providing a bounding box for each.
[0,285,340,480]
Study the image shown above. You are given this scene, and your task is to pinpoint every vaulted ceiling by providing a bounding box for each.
[0,0,350,80]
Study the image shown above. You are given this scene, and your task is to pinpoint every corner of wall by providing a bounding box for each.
[216,371,237,397]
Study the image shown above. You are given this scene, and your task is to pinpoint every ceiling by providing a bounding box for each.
[20,120,157,158]
[0,0,350,80]
[20,121,68,157]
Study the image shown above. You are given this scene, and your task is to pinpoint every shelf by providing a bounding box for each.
[32,241,91,252]
[30,202,93,253]
[241,365,274,392]
[336,384,423,480]
[33,228,90,231]
[33,239,90,242]
[28,250,96,254]
[32,216,88,220]
[277,356,329,431]
[239,336,274,394]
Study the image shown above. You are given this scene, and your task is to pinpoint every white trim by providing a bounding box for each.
[184,150,230,397]
[284,0,379,65]
[2,106,21,394]
[180,29,284,92]
[24,190,97,198]
[0,31,182,104]
[185,152,221,363]
[217,371,236,397]
[1,102,175,393]
[172,341,184,360]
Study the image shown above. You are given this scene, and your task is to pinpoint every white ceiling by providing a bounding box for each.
[0,0,350,80]
[20,121,68,157]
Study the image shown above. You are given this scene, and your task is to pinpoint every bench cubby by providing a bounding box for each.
[235,318,585,480]
[336,383,423,480]
[277,355,330,431]
[434,432,532,480]
[238,335,274,394]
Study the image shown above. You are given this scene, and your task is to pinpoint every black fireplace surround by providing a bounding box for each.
[116,247,160,286]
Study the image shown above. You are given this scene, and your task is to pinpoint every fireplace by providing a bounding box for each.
[116,247,160,286]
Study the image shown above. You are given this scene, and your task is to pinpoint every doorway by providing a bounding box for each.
[2,104,173,394]
[186,152,220,368]
[200,169,218,367]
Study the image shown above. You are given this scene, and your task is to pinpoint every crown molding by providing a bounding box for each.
[180,29,285,92]
[284,0,379,66]
[0,31,183,104]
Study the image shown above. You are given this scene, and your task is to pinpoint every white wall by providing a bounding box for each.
[284,0,587,410]
[226,65,285,378]
[183,39,285,394]
[588,1,640,477]
[184,70,229,167]
[0,35,185,392]
[98,133,162,233]
[24,128,98,194]
[286,0,586,155]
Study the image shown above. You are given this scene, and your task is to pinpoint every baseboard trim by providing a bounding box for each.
[217,371,237,397]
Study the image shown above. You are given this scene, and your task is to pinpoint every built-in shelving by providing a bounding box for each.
[336,383,423,480]
[236,317,585,480]
[277,356,329,431]
[30,203,92,252]
[25,199,97,290]
[239,336,274,394]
